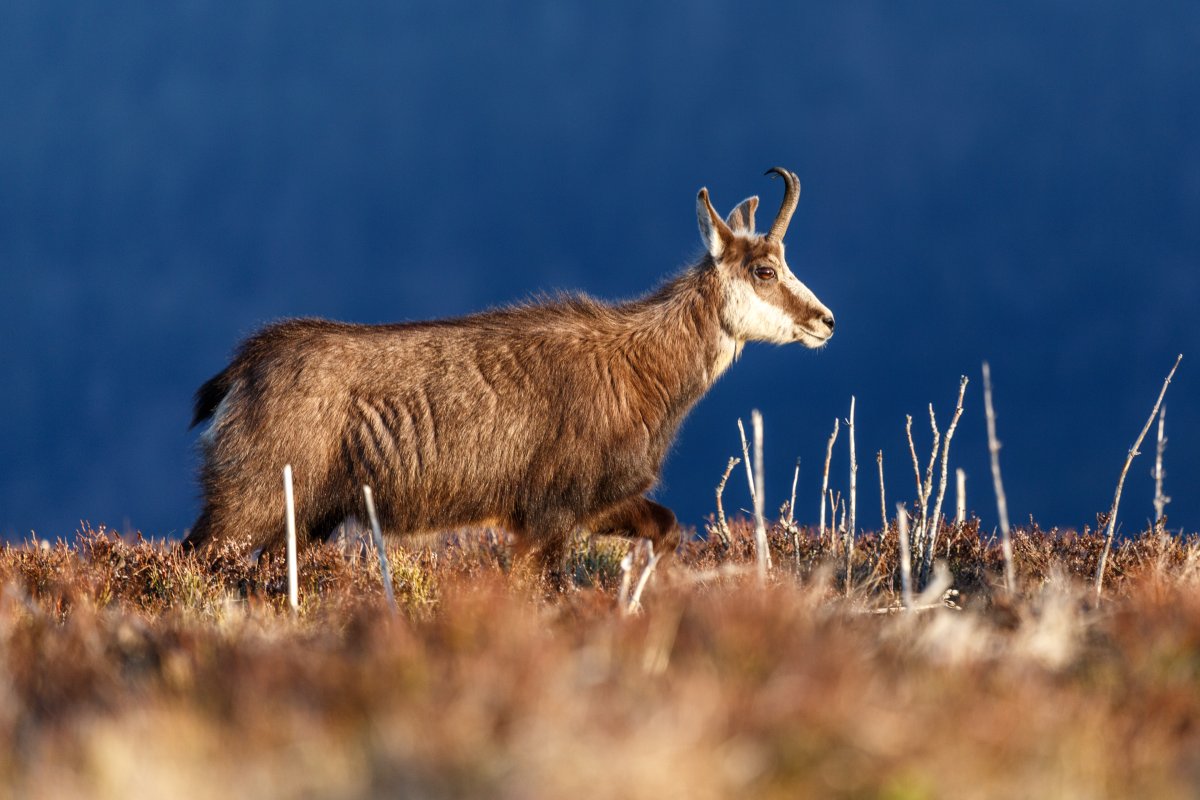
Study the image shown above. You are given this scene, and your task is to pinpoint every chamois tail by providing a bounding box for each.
[191,367,234,429]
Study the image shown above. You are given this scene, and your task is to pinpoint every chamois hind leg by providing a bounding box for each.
[187,469,341,558]
[585,496,681,563]
[183,495,286,557]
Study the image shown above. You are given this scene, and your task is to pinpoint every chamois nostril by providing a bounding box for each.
[823,315,835,331]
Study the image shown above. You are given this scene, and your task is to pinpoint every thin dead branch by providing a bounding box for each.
[712,456,740,547]
[897,503,913,610]
[363,485,398,616]
[982,361,1015,595]
[922,376,968,585]
[1153,404,1169,528]
[819,418,839,542]
[1094,354,1183,600]
[751,410,772,581]
[283,464,298,612]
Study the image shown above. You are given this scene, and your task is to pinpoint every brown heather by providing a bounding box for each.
[3,521,1200,798]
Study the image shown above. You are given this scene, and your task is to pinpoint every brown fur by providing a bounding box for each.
[185,173,834,575]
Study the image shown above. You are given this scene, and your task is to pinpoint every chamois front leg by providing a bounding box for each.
[509,509,578,591]
[585,496,681,564]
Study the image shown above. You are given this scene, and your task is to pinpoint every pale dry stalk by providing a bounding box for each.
[788,457,801,572]
[955,468,966,527]
[627,539,662,614]
[897,503,913,610]
[819,418,839,542]
[846,397,857,594]
[786,458,800,528]
[618,550,634,610]
[751,410,772,581]
[877,450,887,533]
[982,361,1015,595]
[1153,404,1169,528]
[905,415,922,503]
[283,464,299,612]
[922,376,968,585]
[712,456,740,547]
[738,418,756,506]
[1094,354,1183,599]
[362,485,398,616]
[837,496,846,544]
[913,408,940,569]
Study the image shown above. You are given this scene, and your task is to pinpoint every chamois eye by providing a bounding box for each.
[753,265,776,281]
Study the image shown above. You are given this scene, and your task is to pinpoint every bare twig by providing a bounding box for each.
[877,450,887,534]
[712,456,740,547]
[905,415,922,504]
[982,361,1014,595]
[788,457,801,572]
[737,418,756,506]
[618,550,634,610]
[897,503,913,610]
[786,457,800,528]
[1153,404,1169,529]
[916,406,940,560]
[826,489,840,551]
[1094,354,1183,600]
[283,464,298,613]
[819,419,839,542]
[362,485,398,616]
[922,376,968,585]
[955,468,966,527]
[846,397,857,594]
[627,539,663,614]
[751,410,771,582]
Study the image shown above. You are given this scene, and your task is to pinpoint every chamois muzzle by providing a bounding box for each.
[764,167,801,243]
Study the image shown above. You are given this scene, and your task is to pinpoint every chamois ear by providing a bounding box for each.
[697,188,734,258]
[725,196,758,234]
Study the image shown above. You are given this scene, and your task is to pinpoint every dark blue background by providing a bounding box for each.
[2,2,1197,541]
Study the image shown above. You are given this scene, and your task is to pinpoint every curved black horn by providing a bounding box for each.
[763,167,801,243]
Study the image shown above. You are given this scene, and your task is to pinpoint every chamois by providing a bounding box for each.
[184,168,835,576]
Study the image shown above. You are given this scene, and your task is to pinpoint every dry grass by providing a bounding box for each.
[3,520,1200,799]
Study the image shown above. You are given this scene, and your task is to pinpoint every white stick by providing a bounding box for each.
[627,539,662,614]
[819,418,839,542]
[877,450,887,534]
[362,485,398,616]
[789,457,802,571]
[922,376,968,585]
[916,405,940,567]
[713,456,740,546]
[787,457,800,528]
[618,550,634,611]
[1094,354,1182,599]
[897,503,913,610]
[737,418,756,506]
[905,415,922,504]
[1153,405,1169,528]
[283,464,298,612]
[955,468,966,527]
[846,397,857,593]
[751,410,771,581]
[982,361,1015,595]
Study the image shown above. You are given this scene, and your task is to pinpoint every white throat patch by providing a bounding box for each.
[720,275,800,344]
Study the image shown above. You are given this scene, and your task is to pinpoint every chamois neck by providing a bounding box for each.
[623,265,736,392]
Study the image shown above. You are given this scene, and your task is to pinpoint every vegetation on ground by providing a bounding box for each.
[3,519,1200,799]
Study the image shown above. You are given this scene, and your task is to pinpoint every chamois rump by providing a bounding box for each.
[185,168,835,576]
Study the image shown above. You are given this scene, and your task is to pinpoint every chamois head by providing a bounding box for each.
[697,167,834,348]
